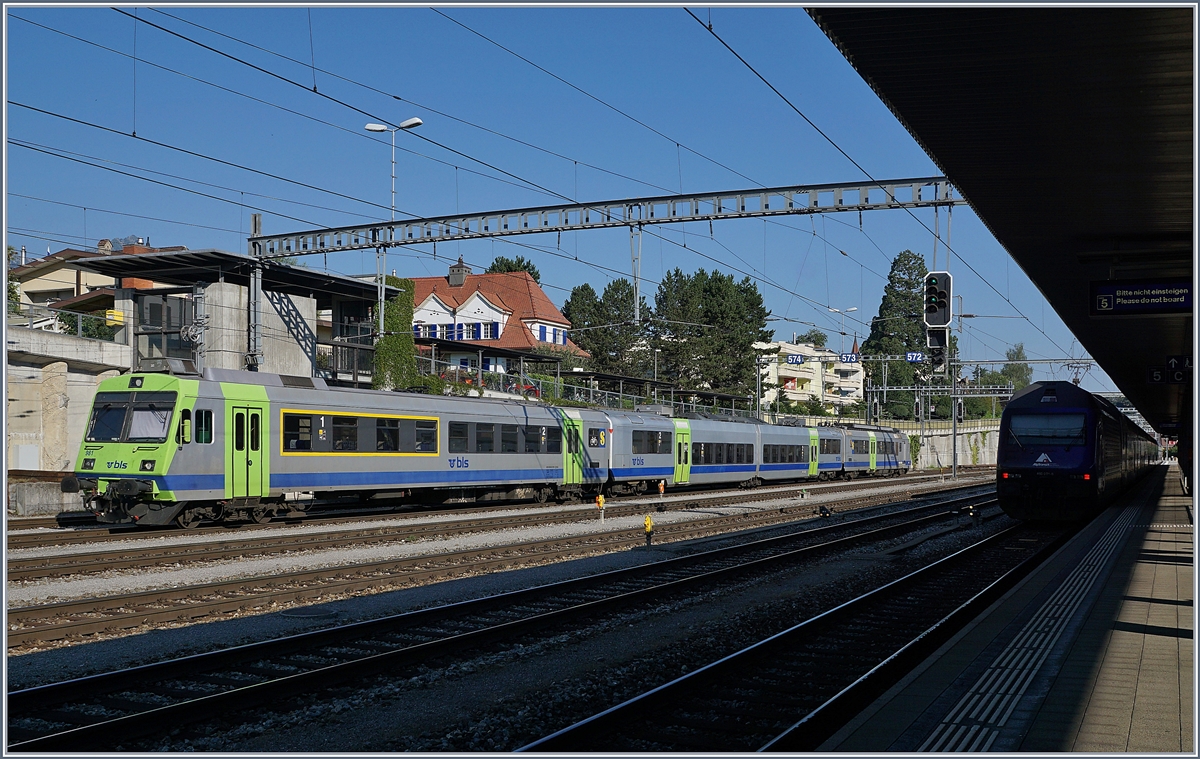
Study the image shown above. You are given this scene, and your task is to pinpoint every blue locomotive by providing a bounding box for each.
[63,366,911,528]
[997,381,1159,521]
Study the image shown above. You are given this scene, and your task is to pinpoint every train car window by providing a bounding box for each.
[525,426,544,453]
[476,423,495,452]
[127,394,176,443]
[726,444,736,464]
[692,442,702,463]
[820,438,841,455]
[333,416,359,451]
[195,410,214,444]
[1008,414,1086,447]
[546,427,562,454]
[714,444,725,465]
[658,431,673,455]
[415,420,438,452]
[734,444,744,464]
[631,430,645,454]
[762,444,771,463]
[86,392,131,442]
[852,440,869,455]
[177,409,191,445]
[799,444,808,463]
[501,424,519,453]
[449,422,469,453]
[284,415,314,451]
[234,412,245,452]
[747,445,754,464]
[566,427,581,454]
[249,413,260,452]
[376,418,399,452]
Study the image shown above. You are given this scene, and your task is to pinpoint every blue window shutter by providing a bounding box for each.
[552,328,558,343]
[562,329,568,345]
[492,321,500,339]
[539,325,547,342]
[473,323,481,340]
[412,325,420,336]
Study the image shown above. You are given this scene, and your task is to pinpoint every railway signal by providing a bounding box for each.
[927,327,949,375]
[923,271,952,328]
[956,399,964,423]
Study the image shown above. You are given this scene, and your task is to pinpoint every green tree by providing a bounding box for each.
[652,268,772,397]
[1001,343,1033,391]
[485,255,540,283]
[562,279,649,376]
[860,250,927,419]
[7,245,20,314]
[373,276,420,391]
[795,328,828,348]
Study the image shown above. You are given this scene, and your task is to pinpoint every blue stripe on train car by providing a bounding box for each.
[817,462,840,470]
[759,464,810,473]
[272,468,562,489]
[690,465,757,475]
[611,466,675,478]
[97,474,225,491]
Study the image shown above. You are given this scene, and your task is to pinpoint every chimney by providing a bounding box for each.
[448,256,471,287]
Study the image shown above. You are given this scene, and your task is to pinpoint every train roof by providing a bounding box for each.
[1005,380,1098,410]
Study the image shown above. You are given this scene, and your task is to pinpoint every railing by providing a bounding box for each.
[6,303,127,344]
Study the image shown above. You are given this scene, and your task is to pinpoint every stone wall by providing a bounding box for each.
[914,427,999,469]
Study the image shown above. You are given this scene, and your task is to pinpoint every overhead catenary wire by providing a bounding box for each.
[144,7,681,197]
[684,8,1072,357]
[10,10,554,201]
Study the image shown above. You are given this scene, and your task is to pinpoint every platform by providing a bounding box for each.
[823,464,1193,752]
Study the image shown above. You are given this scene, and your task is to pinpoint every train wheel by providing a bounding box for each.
[250,507,274,524]
[176,509,203,529]
[534,487,551,504]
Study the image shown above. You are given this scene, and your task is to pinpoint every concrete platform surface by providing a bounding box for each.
[823,464,1194,753]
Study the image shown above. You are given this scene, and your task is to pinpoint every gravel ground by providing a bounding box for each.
[121,515,1016,752]
[7,478,982,608]
[5,478,990,693]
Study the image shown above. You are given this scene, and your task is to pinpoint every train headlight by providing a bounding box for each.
[81,458,95,470]
[140,459,156,472]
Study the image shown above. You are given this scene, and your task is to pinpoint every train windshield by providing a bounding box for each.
[85,391,177,443]
[1008,413,1086,447]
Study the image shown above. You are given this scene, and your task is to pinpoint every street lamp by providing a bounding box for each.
[828,306,858,354]
[365,118,423,341]
[654,348,661,381]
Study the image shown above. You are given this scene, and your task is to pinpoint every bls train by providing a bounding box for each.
[61,366,911,528]
[996,381,1159,521]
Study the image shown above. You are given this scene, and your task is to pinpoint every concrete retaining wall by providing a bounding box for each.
[914,428,999,469]
[7,481,81,517]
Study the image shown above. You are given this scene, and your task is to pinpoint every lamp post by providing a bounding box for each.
[365,118,422,341]
[654,348,661,381]
[828,306,858,354]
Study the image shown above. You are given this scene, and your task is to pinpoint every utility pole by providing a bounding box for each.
[951,362,958,479]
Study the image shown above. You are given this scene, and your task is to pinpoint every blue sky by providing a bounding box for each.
[4,5,1113,390]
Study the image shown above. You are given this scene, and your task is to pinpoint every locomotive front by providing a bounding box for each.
[61,372,190,525]
[997,383,1099,521]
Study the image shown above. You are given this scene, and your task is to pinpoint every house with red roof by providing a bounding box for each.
[410,258,587,373]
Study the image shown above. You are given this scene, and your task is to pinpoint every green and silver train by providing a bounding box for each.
[63,365,911,528]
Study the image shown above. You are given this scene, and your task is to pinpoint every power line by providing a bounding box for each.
[10,142,322,227]
[686,8,1071,355]
[146,7,680,197]
[8,13,557,202]
[430,8,763,189]
[8,194,243,234]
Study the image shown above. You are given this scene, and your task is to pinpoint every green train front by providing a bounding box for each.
[62,368,259,527]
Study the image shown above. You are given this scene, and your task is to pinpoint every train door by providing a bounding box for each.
[672,419,691,485]
[560,411,585,488]
[229,404,265,498]
[808,428,819,477]
[868,431,877,474]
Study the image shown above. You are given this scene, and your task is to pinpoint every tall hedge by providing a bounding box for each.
[373,276,419,390]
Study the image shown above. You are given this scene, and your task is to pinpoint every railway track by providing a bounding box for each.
[7,482,992,648]
[8,478,989,581]
[520,521,1072,752]
[6,490,1000,751]
[7,469,995,548]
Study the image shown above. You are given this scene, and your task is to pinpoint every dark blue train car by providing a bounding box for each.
[997,381,1158,521]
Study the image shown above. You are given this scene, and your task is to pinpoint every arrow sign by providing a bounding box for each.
[1167,355,1192,371]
